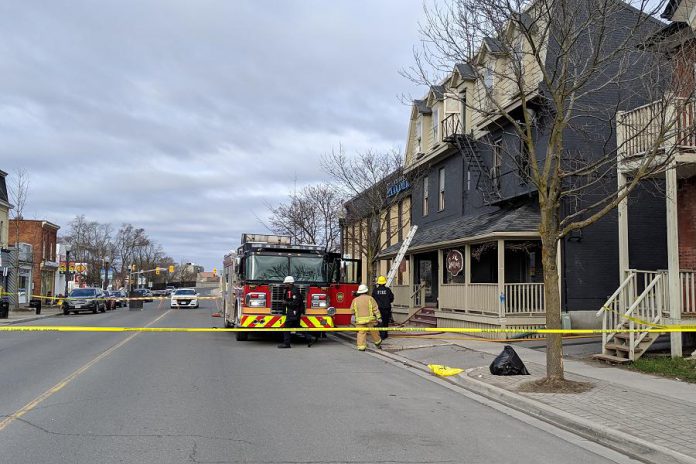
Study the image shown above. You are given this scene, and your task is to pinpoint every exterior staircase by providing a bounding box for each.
[408,307,437,327]
[594,270,667,363]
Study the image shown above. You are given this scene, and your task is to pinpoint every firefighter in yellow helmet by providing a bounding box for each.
[351,284,382,351]
[372,275,394,339]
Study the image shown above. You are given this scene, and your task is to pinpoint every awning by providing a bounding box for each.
[378,202,540,258]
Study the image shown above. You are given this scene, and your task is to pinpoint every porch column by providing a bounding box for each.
[464,244,471,311]
[498,239,505,318]
[666,163,682,357]
[437,250,443,309]
[618,171,630,280]
[409,254,416,315]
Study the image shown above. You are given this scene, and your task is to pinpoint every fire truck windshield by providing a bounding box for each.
[247,255,326,283]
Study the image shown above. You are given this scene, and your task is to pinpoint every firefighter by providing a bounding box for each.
[278,276,312,348]
[372,275,394,339]
[351,284,382,351]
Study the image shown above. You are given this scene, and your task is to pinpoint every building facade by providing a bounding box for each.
[378,1,666,333]
[597,0,696,360]
[0,170,12,296]
[10,219,60,300]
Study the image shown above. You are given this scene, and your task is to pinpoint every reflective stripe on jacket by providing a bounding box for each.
[351,294,381,324]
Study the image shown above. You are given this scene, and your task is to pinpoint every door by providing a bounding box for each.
[415,252,439,306]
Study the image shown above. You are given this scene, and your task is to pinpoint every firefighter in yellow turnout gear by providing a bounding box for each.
[351,284,383,351]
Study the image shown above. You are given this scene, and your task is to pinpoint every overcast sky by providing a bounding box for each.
[0,0,426,271]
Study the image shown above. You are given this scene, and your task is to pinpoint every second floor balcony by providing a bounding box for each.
[441,113,464,142]
[617,98,696,172]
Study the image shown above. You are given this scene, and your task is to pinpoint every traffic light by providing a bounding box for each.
[213,267,217,277]
[155,267,161,275]
[168,265,175,273]
[131,264,136,272]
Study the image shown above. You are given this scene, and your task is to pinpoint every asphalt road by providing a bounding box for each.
[0,294,641,464]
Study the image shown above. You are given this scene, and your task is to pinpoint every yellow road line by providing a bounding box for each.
[0,309,172,433]
[1,326,696,334]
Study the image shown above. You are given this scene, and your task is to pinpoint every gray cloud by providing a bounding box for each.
[1,0,424,270]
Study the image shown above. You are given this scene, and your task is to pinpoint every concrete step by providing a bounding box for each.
[604,343,643,354]
[592,353,631,364]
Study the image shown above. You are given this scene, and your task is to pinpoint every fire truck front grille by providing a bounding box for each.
[270,285,307,314]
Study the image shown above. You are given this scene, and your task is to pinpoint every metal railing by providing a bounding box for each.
[441,113,463,141]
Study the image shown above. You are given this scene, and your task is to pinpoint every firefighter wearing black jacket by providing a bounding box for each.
[278,276,313,348]
[372,275,394,339]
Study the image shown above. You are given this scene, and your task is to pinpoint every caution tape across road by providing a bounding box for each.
[1,326,696,334]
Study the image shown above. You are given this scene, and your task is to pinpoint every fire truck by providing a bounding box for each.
[222,234,360,341]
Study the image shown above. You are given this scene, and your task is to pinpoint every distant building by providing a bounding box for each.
[10,219,60,299]
[0,170,13,295]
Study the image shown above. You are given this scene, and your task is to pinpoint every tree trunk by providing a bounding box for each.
[540,204,564,381]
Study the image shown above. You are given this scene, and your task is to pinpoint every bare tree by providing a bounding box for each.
[9,169,30,309]
[404,0,689,384]
[266,183,342,251]
[322,146,414,285]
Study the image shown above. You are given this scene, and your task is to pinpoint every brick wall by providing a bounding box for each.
[9,219,59,297]
[679,177,696,270]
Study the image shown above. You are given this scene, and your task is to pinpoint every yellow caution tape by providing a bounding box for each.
[1,326,695,334]
[0,291,221,302]
[599,305,666,329]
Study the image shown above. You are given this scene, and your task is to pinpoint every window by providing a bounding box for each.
[517,138,531,185]
[385,208,392,246]
[397,200,403,242]
[415,117,423,153]
[432,108,439,145]
[492,138,503,190]
[423,176,429,216]
[466,169,472,191]
[484,65,494,90]
[438,168,445,211]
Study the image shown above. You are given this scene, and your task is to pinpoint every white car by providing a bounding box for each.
[170,288,199,309]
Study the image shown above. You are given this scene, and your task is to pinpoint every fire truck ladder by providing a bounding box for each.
[385,225,418,287]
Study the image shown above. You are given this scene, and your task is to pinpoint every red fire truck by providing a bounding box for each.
[222,234,360,341]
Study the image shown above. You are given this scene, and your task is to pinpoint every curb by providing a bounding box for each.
[333,332,696,464]
[1,312,63,326]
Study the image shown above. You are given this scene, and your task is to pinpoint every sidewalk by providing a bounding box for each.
[0,307,64,325]
[337,332,696,464]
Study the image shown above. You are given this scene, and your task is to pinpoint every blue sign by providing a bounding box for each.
[387,178,410,198]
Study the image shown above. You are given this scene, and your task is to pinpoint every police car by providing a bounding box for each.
[170,288,199,309]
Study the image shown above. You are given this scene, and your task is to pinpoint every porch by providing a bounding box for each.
[389,238,547,337]
[609,97,696,358]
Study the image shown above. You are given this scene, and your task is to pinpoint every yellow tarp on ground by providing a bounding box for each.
[428,364,464,377]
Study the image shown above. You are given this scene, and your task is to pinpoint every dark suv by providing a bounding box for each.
[63,288,107,315]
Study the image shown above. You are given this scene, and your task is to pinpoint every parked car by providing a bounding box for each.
[132,288,154,303]
[170,288,199,309]
[63,288,107,315]
[105,290,125,308]
[165,286,176,296]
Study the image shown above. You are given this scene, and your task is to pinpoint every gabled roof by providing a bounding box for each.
[483,37,505,55]
[0,171,9,206]
[430,85,445,100]
[454,62,477,81]
[414,99,432,115]
[378,202,540,257]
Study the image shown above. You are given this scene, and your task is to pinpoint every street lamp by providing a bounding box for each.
[63,244,72,298]
[102,258,110,290]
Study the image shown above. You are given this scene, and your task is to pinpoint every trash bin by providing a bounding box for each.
[0,299,9,319]
[29,298,42,315]
[128,291,143,310]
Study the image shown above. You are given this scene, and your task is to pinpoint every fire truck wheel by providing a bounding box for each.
[236,331,248,341]
[223,317,233,328]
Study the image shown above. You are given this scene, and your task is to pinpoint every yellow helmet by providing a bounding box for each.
[377,275,387,285]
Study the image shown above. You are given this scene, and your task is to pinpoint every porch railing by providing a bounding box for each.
[440,283,545,317]
[391,285,411,308]
[504,283,545,314]
[617,98,696,159]
[682,271,696,315]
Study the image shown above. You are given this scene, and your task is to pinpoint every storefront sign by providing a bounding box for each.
[446,250,464,276]
[387,178,410,198]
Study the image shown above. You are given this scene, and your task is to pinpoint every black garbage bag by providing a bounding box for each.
[489,345,530,376]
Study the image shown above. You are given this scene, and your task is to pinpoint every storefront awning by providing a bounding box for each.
[378,202,540,258]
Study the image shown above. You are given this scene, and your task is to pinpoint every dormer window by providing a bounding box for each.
[484,66,494,90]
[432,107,440,145]
[415,116,423,153]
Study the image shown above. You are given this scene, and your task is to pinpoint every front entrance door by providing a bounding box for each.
[415,252,439,306]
